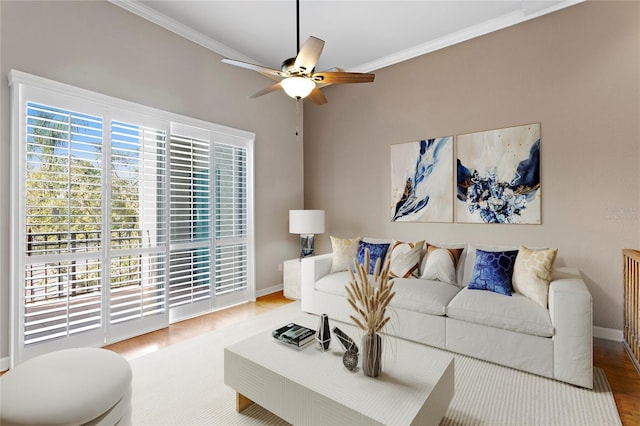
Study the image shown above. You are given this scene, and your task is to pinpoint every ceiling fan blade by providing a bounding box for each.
[250,82,283,98]
[222,58,283,81]
[307,87,328,105]
[293,36,325,74]
[312,72,375,84]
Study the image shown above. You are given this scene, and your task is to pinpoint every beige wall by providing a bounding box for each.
[304,1,640,331]
[0,1,303,362]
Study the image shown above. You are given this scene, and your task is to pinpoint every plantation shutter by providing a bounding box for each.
[214,142,248,296]
[108,118,168,341]
[23,102,104,353]
[20,101,171,359]
[168,126,213,319]
[167,124,254,320]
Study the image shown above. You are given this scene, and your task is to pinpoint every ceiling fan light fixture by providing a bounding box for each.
[281,76,315,99]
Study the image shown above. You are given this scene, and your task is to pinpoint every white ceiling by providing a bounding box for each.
[113,0,582,73]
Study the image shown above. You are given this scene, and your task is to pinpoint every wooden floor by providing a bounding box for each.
[104,291,294,360]
[593,337,640,426]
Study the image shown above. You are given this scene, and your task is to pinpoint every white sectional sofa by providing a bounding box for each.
[300,242,593,389]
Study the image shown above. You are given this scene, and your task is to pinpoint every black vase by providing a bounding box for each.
[343,350,358,371]
[316,314,331,351]
[362,333,382,377]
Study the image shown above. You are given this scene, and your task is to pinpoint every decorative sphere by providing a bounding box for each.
[343,350,358,371]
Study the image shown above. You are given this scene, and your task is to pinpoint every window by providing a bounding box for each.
[167,124,253,320]
[9,70,255,366]
[214,143,249,296]
[108,119,168,342]
[168,129,212,318]
[24,103,104,347]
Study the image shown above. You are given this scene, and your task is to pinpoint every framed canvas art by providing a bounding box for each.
[391,137,453,223]
[456,123,541,224]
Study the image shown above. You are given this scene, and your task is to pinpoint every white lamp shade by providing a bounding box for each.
[289,210,325,234]
[281,77,316,99]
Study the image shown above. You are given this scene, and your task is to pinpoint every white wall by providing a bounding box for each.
[0,1,303,363]
[304,1,640,332]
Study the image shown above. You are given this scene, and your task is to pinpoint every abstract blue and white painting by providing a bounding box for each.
[456,123,541,224]
[391,137,453,222]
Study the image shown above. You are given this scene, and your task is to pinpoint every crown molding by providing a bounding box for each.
[109,0,258,64]
[352,0,584,73]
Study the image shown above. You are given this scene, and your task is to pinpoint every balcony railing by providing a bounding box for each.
[25,230,142,302]
[623,249,640,373]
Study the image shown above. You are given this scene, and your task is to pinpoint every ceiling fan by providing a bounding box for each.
[221,0,375,105]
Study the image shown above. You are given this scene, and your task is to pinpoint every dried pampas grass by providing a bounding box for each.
[345,249,395,335]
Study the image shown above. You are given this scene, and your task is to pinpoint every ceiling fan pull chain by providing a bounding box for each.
[295,97,301,141]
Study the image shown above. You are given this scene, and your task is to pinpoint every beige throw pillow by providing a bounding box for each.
[512,246,558,307]
[421,244,463,285]
[330,236,361,273]
[389,240,424,278]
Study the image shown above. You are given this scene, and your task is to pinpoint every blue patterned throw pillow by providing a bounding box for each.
[356,241,391,275]
[468,249,519,296]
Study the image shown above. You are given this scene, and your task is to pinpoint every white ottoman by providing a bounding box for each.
[0,348,132,426]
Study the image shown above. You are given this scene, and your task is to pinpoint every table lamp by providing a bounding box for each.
[289,210,325,258]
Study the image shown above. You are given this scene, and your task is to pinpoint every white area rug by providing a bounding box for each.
[130,302,621,425]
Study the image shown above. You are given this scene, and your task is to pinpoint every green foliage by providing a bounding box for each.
[26,109,141,255]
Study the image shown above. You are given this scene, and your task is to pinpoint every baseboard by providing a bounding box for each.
[1,356,9,372]
[256,283,284,298]
[593,326,623,341]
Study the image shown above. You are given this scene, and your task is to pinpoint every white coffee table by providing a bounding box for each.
[224,316,454,425]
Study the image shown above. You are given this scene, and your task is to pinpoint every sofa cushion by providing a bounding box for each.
[330,235,361,273]
[314,273,459,317]
[315,271,352,296]
[467,248,519,296]
[390,278,461,316]
[356,241,390,274]
[447,287,554,337]
[389,240,424,278]
[420,244,463,285]
[512,246,558,307]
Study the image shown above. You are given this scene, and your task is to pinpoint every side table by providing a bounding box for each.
[283,258,302,300]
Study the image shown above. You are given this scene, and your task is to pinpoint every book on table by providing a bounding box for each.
[272,323,316,349]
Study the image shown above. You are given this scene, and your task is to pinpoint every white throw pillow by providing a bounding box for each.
[330,236,361,273]
[512,245,558,307]
[421,244,463,285]
[389,240,424,278]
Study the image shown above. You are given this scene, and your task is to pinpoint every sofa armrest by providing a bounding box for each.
[300,253,333,313]
[548,267,593,388]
